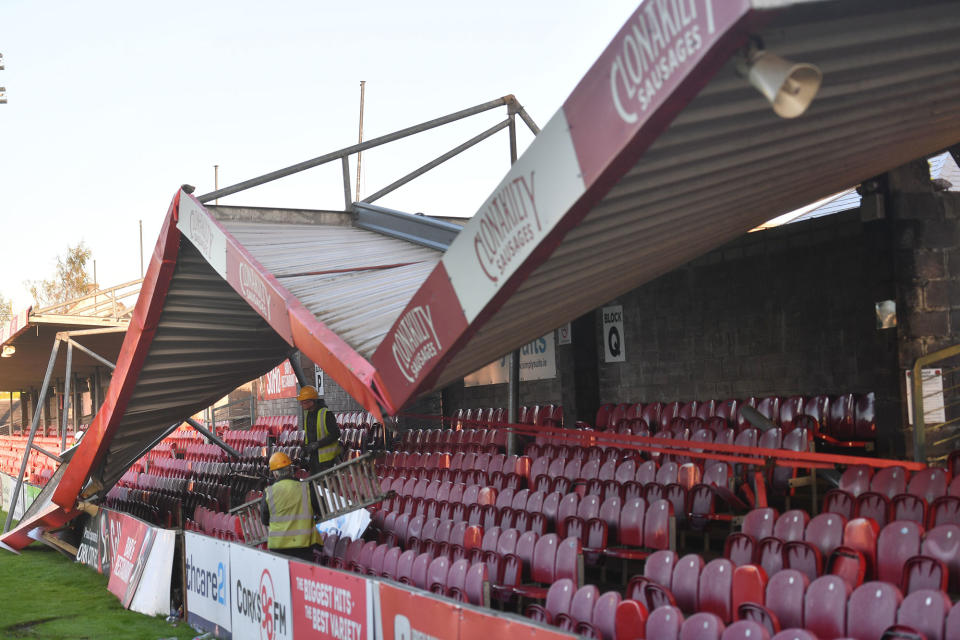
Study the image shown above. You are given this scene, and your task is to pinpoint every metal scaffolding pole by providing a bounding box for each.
[184,417,241,459]
[4,339,61,533]
[60,343,73,453]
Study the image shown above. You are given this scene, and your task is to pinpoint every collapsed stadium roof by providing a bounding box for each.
[5,0,960,549]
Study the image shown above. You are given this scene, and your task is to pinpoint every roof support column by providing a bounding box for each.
[60,343,73,453]
[3,339,60,534]
[184,417,241,460]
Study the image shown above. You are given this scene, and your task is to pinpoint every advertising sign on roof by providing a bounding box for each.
[178,194,227,278]
[259,361,298,400]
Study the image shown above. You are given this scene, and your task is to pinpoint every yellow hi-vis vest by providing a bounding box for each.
[307,408,341,465]
[265,478,321,549]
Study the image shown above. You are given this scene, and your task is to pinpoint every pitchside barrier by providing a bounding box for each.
[183,530,575,640]
[73,506,177,616]
[68,507,572,640]
[0,471,42,521]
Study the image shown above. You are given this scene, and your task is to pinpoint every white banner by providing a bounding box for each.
[314,365,325,397]
[129,527,175,617]
[230,543,293,640]
[463,333,557,386]
[185,532,233,638]
[603,305,625,363]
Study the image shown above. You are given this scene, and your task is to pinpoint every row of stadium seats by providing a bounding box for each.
[591,393,875,447]
[723,505,960,594]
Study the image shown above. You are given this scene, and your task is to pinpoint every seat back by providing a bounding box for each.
[897,588,951,640]
[877,520,923,585]
[804,512,845,558]
[839,465,873,497]
[846,581,903,640]
[644,549,677,588]
[720,620,769,640]
[672,553,704,613]
[530,533,559,584]
[773,509,809,543]
[921,523,960,591]
[615,600,649,640]
[844,517,881,579]
[803,575,849,640]
[680,612,725,640]
[569,584,599,625]
[544,578,575,620]
[871,466,908,499]
[766,569,808,630]
[742,508,777,540]
[698,558,734,623]
[645,605,683,640]
[908,468,948,504]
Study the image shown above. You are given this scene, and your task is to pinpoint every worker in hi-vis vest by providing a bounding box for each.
[261,451,322,561]
[298,385,342,475]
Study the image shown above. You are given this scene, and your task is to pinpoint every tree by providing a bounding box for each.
[0,293,11,323]
[27,242,94,308]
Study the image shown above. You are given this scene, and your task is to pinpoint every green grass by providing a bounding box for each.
[0,511,199,640]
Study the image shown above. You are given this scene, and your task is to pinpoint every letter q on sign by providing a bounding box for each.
[602,304,625,363]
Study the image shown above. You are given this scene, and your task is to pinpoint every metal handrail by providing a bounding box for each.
[197,95,540,206]
[33,278,143,320]
[911,343,960,462]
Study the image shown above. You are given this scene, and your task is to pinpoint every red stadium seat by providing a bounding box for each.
[645,605,683,640]
[901,554,948,594]
[699,558,734,623]
[846,581,903,640]
[765,569,808,631]
[720,620,770,640]
[803,575,849,640]
[896,588,951,640]
[877,521,923,585]
[644,549,678,588]
[920,523,960,591]
[681,612,725,640]
[672,553,704,613]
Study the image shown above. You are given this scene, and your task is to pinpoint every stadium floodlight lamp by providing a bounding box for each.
[737,44,821,119]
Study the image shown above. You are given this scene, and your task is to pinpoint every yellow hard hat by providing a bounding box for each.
[297,386,319,402]
[269,451,293,471]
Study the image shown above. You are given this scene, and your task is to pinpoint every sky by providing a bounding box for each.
[0,0,639,311]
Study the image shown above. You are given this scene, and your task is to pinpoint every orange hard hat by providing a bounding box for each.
[297,386,319,402]
[269,451,293,471]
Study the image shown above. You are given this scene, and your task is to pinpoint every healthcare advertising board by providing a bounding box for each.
[184,532,233,638]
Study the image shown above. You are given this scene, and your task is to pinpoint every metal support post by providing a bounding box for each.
[60,343,73,453]
[4,339,61,533]
[341,157,353,211]
[504,110,522,457]
[288,355,308,388]
[185,417,241,459]
[507,352,520,456]
[113,421,184,474]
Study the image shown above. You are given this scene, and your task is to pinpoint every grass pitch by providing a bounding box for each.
[0,511,200,640]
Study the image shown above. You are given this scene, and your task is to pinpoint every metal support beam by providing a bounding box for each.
[505,110,522,457]
[60,343,73,453]
[63,338,116,370]
[113,421,184,475]
[341,156,353,211]
[4,339,61,533]
[184,417,241,459]
[289,355,309,389]
[198,96,512,203]
[361,118,511,205]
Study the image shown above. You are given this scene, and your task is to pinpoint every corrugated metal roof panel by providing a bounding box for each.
[97,242,292,488]
[424,0,960,392]
[219,220,442,359]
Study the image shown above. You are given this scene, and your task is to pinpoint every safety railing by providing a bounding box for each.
[911,343,960,463]
[197,95,539,210]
